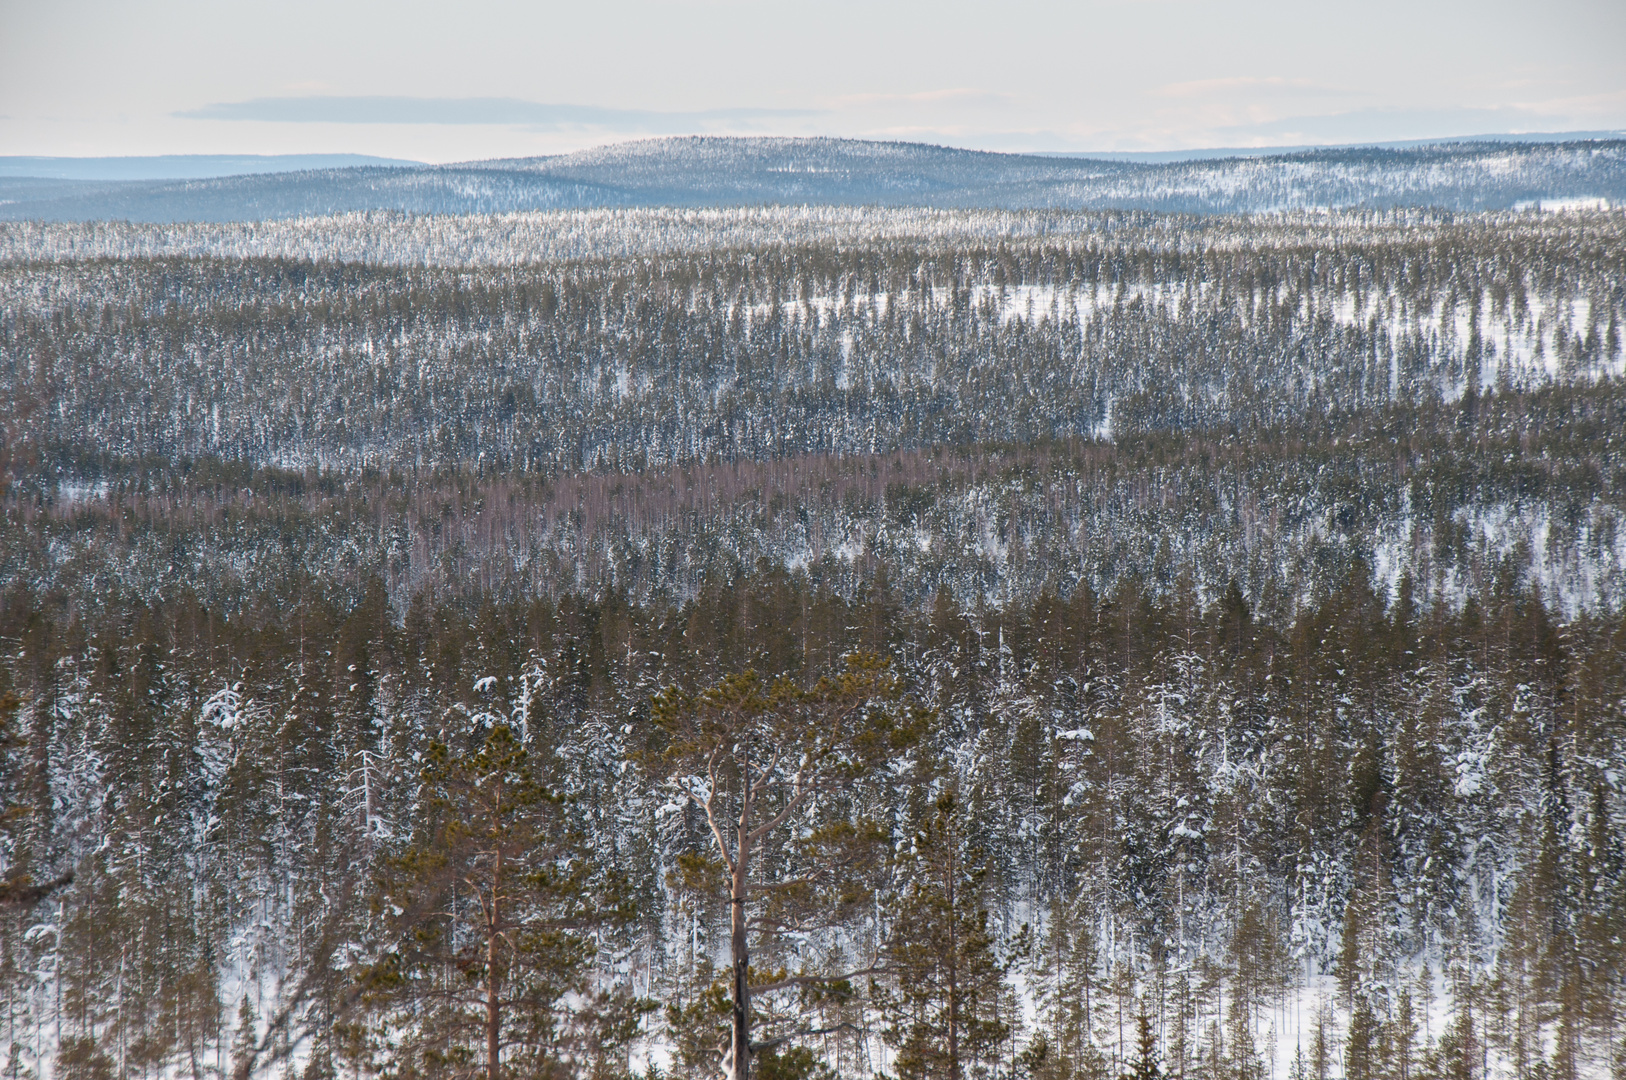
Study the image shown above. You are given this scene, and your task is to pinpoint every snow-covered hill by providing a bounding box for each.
[0,136,1621,221]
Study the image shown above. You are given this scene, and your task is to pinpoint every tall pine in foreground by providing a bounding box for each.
[648,655,917,1080]
[350,721,643,1080]
[880,790,1010,1080]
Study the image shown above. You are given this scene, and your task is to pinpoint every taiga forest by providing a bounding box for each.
[0,142,1623,1080]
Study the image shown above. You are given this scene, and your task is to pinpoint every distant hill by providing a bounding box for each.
[1,135,1621,221]
[1040,129,1626,162]
[0,153,425,180]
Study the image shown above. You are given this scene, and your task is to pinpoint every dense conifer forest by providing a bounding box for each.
[0,204,1622,1080]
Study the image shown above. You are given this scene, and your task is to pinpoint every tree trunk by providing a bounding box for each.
[488,848,502,1080]
[731,842,750,1080]
[487,959,501,1080]
[947,834,960,1080]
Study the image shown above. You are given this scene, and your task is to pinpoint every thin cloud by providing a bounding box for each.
[833,88,1017,109]
[177,96,817,131]
[1202,104,1626,145]
[1156,76,1355,100]
[1506,87,1626,117]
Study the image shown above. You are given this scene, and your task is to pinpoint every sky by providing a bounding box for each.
[2,0,1624,163]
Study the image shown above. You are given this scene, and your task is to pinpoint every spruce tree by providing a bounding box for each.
[1345,994,1379,1080]
[1124,1007,1161,1080]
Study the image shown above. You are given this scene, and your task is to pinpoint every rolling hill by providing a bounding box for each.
[1,135,1620,220]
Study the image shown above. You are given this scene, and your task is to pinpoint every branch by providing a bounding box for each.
[748,746,782,804]
[747,873,824,894]
[231,870,366,1080]
[702,744,736,875]
[746,767,813,845]
[749,965,889,996]
[750,1022,866,1054]
[0,871,72,907]
[748,912,870,936]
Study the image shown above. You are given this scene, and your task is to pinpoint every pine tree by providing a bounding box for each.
[1165,971,1195,1080]
[648,655,917,1080]
[880,790,1011,1080]
[1031,897,1107,1080]
[1434,978,1478,1080]
[1225,993,1262,1080]
[356,721,641,1080]
[1310,1000,1332,1080]
[1391,988,1418,1080]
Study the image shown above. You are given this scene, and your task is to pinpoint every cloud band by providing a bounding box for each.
[177,96,816,130]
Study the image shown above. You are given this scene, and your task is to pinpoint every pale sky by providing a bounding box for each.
[2,0,1623,162]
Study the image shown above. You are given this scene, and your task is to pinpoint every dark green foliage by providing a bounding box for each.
[1123,1009,1160,1080]
[3,209,1622,483]
[647,658,917,1080]
[1345,995,1379,1080]
[352,722,642,1080]
[0,550,1618,1080]
[880,791,1011,1080]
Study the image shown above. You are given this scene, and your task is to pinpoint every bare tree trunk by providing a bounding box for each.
[731,828,751,1080]
[487,954,501,1080]
[732,895,749,1080]
[488,850,502,1080]
[947,830,960,1080]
